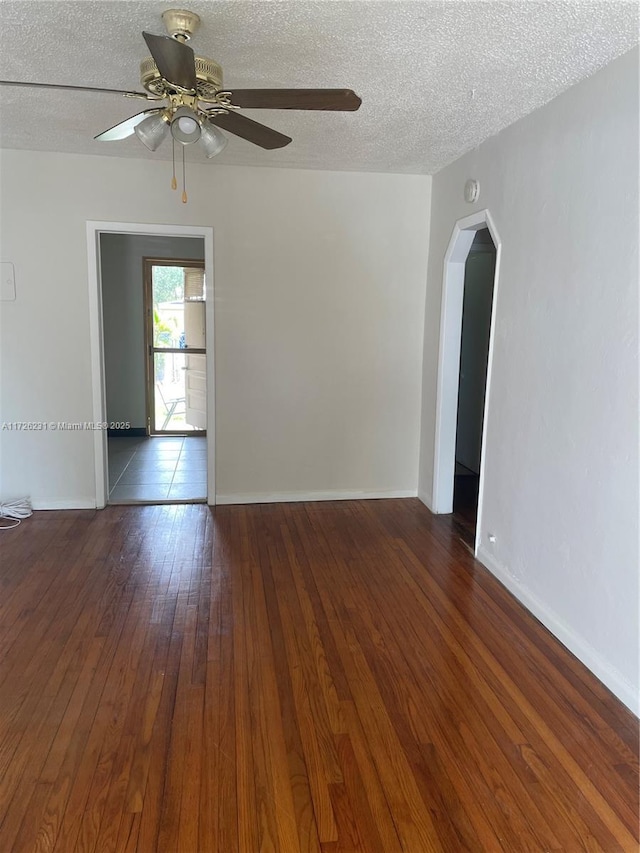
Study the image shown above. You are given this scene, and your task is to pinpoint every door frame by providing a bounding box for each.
[432,209,501,554]
[143,256,206,436]
[86,221,215,508]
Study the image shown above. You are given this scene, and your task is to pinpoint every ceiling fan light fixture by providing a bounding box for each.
[200,119,228,158]
[134,111,170,150]
[1,9,362,205]
[171,106,201,144]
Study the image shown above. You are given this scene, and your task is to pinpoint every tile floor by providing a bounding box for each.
[108,436,207,503]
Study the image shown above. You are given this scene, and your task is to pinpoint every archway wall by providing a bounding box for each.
[417,48,639,713]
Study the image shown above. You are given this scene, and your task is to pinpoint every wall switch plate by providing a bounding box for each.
[0,262,16,301]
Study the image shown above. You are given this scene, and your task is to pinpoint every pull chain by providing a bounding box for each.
[182,145,188,204]
[171,138,177,190]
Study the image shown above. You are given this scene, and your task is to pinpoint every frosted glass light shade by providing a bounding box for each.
[134,113,170,151]
[200,120,228,158]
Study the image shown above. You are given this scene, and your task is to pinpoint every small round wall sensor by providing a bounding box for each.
[464,179,480,203]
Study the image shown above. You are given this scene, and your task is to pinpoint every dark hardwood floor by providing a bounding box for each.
[0,500,637,852]
[452,467,480,550]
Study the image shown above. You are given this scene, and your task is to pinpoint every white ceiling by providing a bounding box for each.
[0,1,637,174]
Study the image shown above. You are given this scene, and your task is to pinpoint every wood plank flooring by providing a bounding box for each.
[0,499,637,852]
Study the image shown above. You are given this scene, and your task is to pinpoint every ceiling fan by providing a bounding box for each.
[0,8,362,200]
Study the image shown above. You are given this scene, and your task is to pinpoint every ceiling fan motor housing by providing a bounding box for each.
[139,55,223,99]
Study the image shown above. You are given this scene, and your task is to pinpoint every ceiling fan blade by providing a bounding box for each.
[94,108,163,141]
[207,111,292,149]
[226,89,362,111]
[0,79,153,98]
[142,31,196,91]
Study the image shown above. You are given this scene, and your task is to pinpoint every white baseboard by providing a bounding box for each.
[31,499,97,510]
[418,489,435,512]
[30,491,418,510]
[476,545,639,717]
[215,488,417,506]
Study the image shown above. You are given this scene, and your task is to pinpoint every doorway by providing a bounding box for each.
[452,229,496,547]
[86,221,215,509]
[143,257,207,436]
[432,210,501,554]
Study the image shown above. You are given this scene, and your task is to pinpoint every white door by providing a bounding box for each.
[184,299,207,429]
[185,352,206,429]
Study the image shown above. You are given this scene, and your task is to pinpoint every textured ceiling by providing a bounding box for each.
[0,1,637,174]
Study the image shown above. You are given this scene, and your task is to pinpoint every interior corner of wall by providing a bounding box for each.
[417,487,434,512]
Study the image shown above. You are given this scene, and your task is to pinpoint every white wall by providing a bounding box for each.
[101,233,204,427]
[0,153,430,507]
[419,47,639,712]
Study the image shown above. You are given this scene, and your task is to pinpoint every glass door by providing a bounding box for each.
[144,258,206,435]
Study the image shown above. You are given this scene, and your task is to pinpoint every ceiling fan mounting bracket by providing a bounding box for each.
[213,91,234,108]
[123,91,162,100]
[161,9,201,41]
